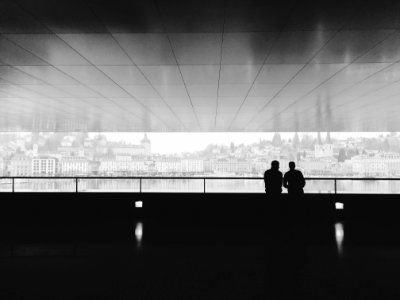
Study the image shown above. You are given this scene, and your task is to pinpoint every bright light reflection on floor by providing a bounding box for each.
[135,222,143,245]
[335,222,344,256]
[335,202,344,210]
[135,201,143,208]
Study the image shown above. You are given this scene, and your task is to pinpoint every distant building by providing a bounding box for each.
[60,157,89,175]
[350,152,400,177]
[98,157,146,175]
[88,160,100,175]
[0,157,5,176]
[210,159,231,174]
[203,160,213,173]
[210,158,251,174]
[57,146,85,157]
[314,132,334,158]
[32,144,38,156]
[155,158,181,173]
[315,144,334,158]
[299,157,336,175]
[112,134,152,156]
[32,156,58,176]
[60,136,75,147]
[141,134,151,153]
[131,159,147,173]
[112,145,148,156]
[251,159,269,174]
[332,161,353,176]
[9,155,32,176]
[181,159,204,173]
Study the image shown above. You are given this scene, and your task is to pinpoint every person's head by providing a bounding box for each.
[289,161,295,170]
[271,160,279,170]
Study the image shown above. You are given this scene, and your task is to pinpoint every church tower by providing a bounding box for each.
[141,134,151,154]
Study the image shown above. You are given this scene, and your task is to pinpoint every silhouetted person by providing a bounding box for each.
[264,160,283,196]
[283,162,305,195]
[264,161,297,299]
[263,160,283,234]
[274,162,307,298]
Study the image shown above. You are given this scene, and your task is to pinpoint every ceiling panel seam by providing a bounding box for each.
[213,0,227,129]
[0,37,128,124]
[249,1,372,130]
[226,0,306,130]
[83,1,186,130]
[265,30,398,129]
[150,0,201,130]
[9,2,166,130]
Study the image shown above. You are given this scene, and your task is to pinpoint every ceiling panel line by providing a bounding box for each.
[253,1,392,130]
[226,0,326,130]
[264,30,397,129]
[250,42,377,130]
[165,36,202,130]
[311,61,400,123]
[80,2,184,130]
[4,4,152,129]
[8,2,167,129]
[2,0,400,132]
[110,43,188,130]
[243,34,338,130]
[225,32,282,130]
[55,34,171,129]
[286,65,395,125]
[0,35,138,124]
[334,94,400,121]
[0,79,61,112]
[244,1,369,130]
[331,63,400,102]
[151,0,201,130]
[214,34,224,129]
[0,77,84,118]
[329,71,400,113]
[0,62,92,117]
[213,1,227,130]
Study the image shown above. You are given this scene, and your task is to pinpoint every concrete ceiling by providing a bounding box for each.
[0,0,400,132]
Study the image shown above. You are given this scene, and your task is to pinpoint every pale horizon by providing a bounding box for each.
[91,132,391,154]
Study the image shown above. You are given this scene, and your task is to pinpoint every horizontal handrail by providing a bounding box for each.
[0,176,399,180]
[1,176,399,194]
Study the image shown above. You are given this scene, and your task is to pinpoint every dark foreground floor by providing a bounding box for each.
[1,216,400,300]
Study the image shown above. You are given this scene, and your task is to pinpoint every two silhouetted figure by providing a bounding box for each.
[264,161,305,195]
[264,161,307,298]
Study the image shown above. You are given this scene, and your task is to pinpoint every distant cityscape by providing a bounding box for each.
[1,132,400,178]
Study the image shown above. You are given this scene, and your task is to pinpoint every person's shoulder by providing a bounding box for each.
[285,170,295,177]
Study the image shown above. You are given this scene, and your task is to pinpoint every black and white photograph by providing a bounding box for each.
[0,0,400,298]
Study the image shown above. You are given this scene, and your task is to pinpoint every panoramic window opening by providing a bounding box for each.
[0,132,399,193]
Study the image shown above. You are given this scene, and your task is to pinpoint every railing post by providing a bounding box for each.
[75,178,78,193]
[12,178,14,193]
[203,178,206,194]
[139,177,142,193]
[334,179,337,194]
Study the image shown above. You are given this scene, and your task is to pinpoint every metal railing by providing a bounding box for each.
[1,176,400,194]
